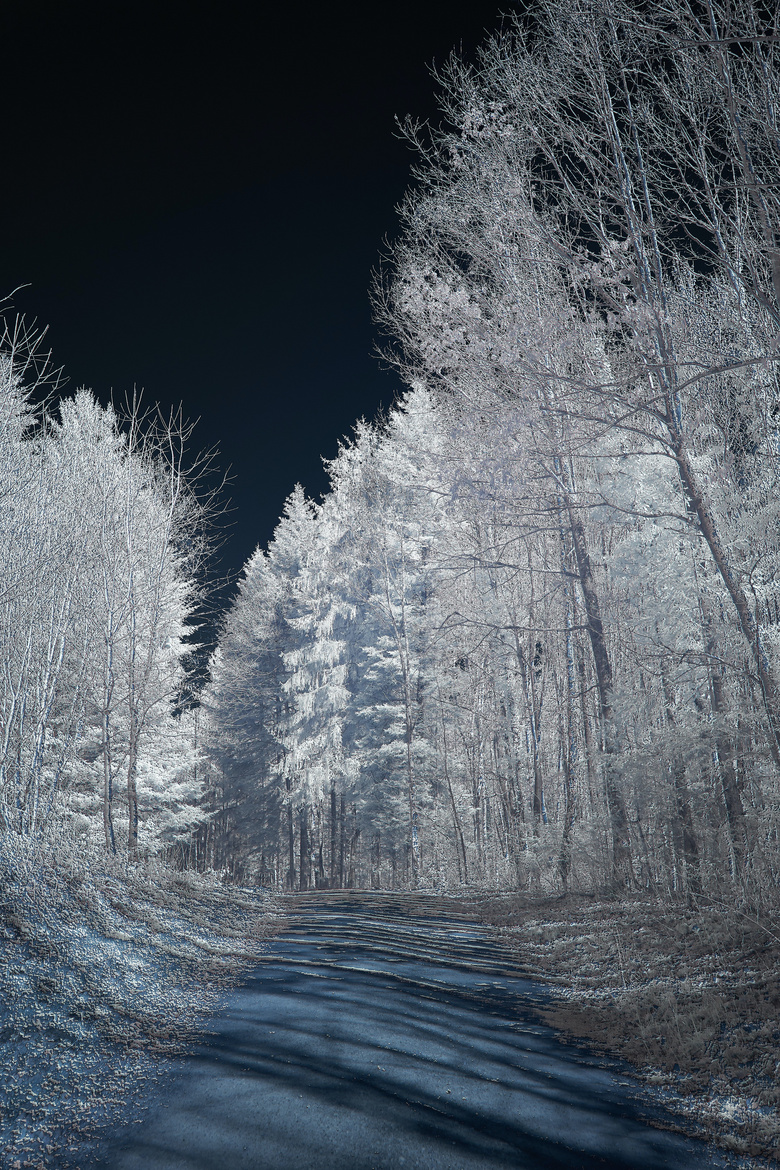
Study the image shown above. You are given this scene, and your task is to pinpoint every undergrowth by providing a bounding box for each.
[472,893,780,1164]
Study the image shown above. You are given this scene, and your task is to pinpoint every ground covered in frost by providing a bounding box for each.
[473,893,780,1164]
[0,842,275,1169]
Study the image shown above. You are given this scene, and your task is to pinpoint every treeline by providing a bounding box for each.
[0,323,208,858]
[4,0,779,906]
[202,0,780,903]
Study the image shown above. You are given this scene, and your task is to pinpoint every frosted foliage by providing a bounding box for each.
[199,0,780,902]
[0,352,206,855]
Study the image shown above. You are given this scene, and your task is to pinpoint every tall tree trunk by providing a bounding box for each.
[338,794,346,888]
[698,584,750,881]
[371,834,381,889]
[330,782,338,888]
[558,720,576,891]
[347,806,359,887]
[126,712,140,856]
[299,804,309,891]
[579,657,598,811]
[530,642,546,827]
[512,632,544,835]
[711,667,748,881]
[405,729,419,886]
[101,712,116,856]
[287,802,295,890]
[661,669,701,900]
[437,679,468,883]
[673,760,701,900]
[568,503,632,889]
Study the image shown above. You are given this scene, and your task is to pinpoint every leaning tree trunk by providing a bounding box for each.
[674,441,780,767]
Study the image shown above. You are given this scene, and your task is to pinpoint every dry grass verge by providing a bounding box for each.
[0,836,278,1169]
[469,893,780,1164]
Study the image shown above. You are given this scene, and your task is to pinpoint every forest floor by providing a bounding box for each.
[0,843,276,1170]
[469,892,780,1165]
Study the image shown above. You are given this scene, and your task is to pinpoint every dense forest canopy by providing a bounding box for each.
[2,0,780,908]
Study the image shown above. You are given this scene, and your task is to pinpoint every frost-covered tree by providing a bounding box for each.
[0,322,210,858]
[203,548,288,881]
[204,0,780,904]
[48,391,205,855]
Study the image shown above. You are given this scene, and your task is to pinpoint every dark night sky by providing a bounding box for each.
[3,0,510,610]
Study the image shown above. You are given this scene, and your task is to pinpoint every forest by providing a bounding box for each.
[2,0,780,914]
[202,0,780,906]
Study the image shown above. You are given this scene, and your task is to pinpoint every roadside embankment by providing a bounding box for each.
[0,838,277,1169]
[470,893,780,1164]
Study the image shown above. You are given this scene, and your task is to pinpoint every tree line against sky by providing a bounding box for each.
[3,0,779,905]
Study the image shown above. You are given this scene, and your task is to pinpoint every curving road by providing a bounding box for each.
[78,892,739,1170]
